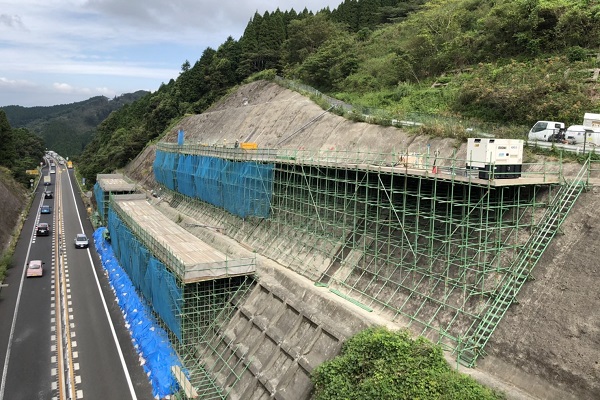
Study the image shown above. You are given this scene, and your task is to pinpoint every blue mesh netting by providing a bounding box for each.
[195,156,223,206]
[154,150,274,218]
[108,208,182,340]
[93,227,189,398]
[153,151,178,191]
[93,182,105,221]
[176,154,196,198]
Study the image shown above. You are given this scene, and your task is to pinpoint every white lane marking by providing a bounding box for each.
[0,195,45,398]
[66,171,138,399]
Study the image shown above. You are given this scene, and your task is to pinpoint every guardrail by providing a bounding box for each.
[526,140,599,154]
[156,142,564,182]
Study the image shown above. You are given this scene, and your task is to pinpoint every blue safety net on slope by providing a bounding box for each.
[155,150,273,218]
[153,150,178,191]
[93,227,189,398]
[176,154,196,198]
[195,156,223,206]
[108,208,182,340]
[93,182,105,221]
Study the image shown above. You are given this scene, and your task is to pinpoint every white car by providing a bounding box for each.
[74,234,89,249]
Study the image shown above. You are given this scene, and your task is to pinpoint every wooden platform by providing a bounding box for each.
[113,198,255,283]
[97,173,137,192]
[297,160,561,187]
[171,365,198,398]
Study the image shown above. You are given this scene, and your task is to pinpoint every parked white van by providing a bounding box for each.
[528,121,565,142]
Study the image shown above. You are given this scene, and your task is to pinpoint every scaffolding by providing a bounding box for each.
[152,143,590,371]
[94,174,137,222]
[106,194,257,399]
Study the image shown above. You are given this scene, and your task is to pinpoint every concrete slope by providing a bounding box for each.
[163,80,460,161]
[122,80,598,399]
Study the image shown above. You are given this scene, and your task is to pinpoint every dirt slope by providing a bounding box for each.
[0,168,27,256]
[481,185,600,400]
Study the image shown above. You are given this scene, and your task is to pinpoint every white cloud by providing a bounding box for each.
[53,82,77,92]
[0,76,35,88]
[0,0,343,106]
[53,82,115,96]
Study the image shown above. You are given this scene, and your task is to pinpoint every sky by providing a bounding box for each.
[0,0,342,107]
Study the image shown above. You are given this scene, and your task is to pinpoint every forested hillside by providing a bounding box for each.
[0,111,45,186]
[1,91,148,159]
[78,0,600,184]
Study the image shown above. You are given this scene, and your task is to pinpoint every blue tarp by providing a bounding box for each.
[107,208,183,340]
[176,154,196,198]
[153,151,178,191]
[93,227,187,398]
[93,182,105,221]
[154,150,274,218]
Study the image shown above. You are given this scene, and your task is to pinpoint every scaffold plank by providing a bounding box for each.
[113,198,255,283]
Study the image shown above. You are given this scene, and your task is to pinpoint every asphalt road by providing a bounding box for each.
[0,163,153,399]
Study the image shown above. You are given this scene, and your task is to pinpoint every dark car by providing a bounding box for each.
[44,191,53,199]
[40,205,51,214]
[36,223,51,236]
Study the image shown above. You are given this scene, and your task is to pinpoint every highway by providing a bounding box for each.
[0,161,153,399]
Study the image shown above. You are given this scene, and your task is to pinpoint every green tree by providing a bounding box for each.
[181,60,191,73]
[257,10,286,71]
[11,127,45,184]
[176,47,216,105]
[299,35,359,91]
[281,13,347,71]
[0,111,15,169]
[204,37,243,93]
[238,12,263,76]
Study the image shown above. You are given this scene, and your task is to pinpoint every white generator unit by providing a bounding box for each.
[583,113,600,128]
[466,138,523,179]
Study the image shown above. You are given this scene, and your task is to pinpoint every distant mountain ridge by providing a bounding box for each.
[1,90,149,158]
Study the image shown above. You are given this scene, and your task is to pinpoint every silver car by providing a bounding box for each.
[74,233,89,249]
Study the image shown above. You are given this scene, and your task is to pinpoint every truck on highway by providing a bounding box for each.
[43,175,51,186]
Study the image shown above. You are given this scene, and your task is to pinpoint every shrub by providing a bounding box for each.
[0,252,12,282]
[312,327,505,400]
[566,46,588,62]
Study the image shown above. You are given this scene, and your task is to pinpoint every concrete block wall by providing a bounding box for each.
[202,266,372,399]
